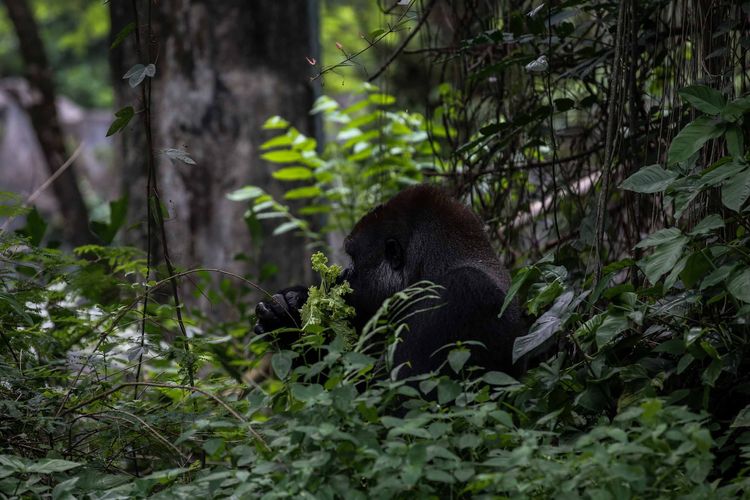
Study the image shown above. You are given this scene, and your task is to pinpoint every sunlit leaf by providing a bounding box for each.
[272,167,313,181]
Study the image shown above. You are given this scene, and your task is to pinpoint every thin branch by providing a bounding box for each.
[63,382,269,450]
[0,142,85,234]
[368,0,438,82]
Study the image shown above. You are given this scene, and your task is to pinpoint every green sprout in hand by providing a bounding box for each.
[300,252,357,348]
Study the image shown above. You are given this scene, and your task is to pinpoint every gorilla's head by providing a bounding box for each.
[341,185,494,328]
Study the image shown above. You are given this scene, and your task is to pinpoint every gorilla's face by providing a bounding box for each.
[342,213,410,328]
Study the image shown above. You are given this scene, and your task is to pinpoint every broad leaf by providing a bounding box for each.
[638,231,688,283]
[261,150,303,163]
[499,266,535,318]
[721,167,750,212]
[635,227,683,248]
[667,116,725,166]
[226,186,263,201]
[284,186,322,200]
[678,85,726,115]
[728,269,750,303]
[262,116,290,129]
[595,314,629,348]
[700,159,746,187]
[27,458,81,474]
[620,164,678,193]
[271,351,293,379]
[688,214,724,236]
[726,125,745,158]
[512,290,577,363]
[721,96,750,122]
[272,167,313,181]
[106,106,135,136]
[448,349,471,373]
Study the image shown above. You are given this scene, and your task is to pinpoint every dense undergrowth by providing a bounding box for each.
[2,85,750,497]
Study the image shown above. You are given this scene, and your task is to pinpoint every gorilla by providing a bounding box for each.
[254,184,526,378]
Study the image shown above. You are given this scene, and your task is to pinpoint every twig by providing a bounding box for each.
[105,407,191,463]
[368,0,438,82]
[311,2,415,81]
[62,382,268,450]
[0,142,85,234]
[55,266,278,417]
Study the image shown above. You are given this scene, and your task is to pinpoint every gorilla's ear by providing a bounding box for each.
[385,238,404,270]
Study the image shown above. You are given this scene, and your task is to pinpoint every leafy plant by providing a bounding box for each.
[228,84,442,247]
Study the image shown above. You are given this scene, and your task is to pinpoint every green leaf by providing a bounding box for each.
[447,349,471,373]
[678,85,726,115]
[513,291,575,363]
[369,93,396,106]
[728,269,750,303]
[292,383,324,401]
[620,164,678,193]
[262,116,290,129]
[595,314,629,348]
[227,186,264,201]
[726,125,745,158]
[635,227,683,248]
[721,166,750,212]
[272,167,313,181]
[310,96,339,114]
[437,379,461,404]
[667,116,725,166]
[499,266,534,318]
[284,186,322,200]
[271,351,293,379]
[106,106,135,136]
[701,264,734,290]
[27,458,81,474]
[110,21,135,49]
[91,197,128,244]
[369,28,385,38]
[24,207,47,246]
[261,150,303,163]
[731,405,750,428]
[700,159,746,187]
[721,96,750,122]
[638,232,688,283]
[202,438,224,456]
[261,134,294,150]
[272,221,302,236]
[688,214,724,236]
[482,371,518,386]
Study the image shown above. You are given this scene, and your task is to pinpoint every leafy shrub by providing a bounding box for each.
[227,84,442,247]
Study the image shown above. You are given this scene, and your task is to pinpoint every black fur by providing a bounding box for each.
[254,185,526,377]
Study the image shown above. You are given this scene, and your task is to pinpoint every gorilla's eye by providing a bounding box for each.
[385,238,404,270]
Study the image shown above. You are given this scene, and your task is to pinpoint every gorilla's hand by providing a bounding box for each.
[254,286,309,335]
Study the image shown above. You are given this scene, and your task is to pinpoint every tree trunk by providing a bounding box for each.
[110,1,316,310]
[4,0,92,246]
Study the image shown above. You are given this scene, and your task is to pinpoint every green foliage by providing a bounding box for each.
[228,84,439,246]
[300,252,356,346]
[0,0,112,107]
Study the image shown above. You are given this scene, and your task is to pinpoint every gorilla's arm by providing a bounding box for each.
[393,267,520,379]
